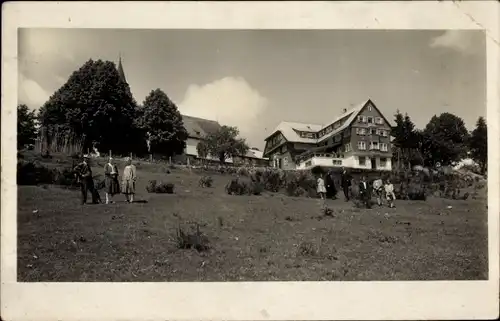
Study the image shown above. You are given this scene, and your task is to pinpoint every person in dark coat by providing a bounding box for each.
[324,170,338,199]
[104,156,120,204]
[358,175,372,208]
[340,167,352,201]
[74,155,99,205]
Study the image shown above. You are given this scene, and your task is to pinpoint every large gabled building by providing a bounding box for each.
[263,99,394,171]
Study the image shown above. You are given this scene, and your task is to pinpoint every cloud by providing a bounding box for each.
[18,73,51,110]
[429,30,483,55]
[178,77,269,147]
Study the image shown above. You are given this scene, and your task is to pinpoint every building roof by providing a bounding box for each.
[117,55,127,83]
[265,99,396,147]
[265,100,369,144]
[243,148,268,160]
[182,115,221,139]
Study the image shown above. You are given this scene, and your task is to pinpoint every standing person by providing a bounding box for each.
[104,156,120,204]
[74,155,99,205]
[358,175,371,208]
[340,167,352,201]
[372,177,384,206]
[325,170,338,200]
[122,157,137,203]
[317,174,327,200]
[384,178,396,208]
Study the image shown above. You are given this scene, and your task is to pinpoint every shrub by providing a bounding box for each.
[146,180,175,194]
[236,167,250,177]
[17,160,57,185]
[175,223,210,252]
[199,175,213,188]
[225,177,263,196]
[285,171,316,198]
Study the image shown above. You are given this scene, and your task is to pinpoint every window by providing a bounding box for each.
[359,156,366,166]
[332,159,342,166]
[370,141,379,150]
[381,130,388,137]
[344,143,351,152]
[358,115,367,123]
[358,141,366,150]
[356,128,366,135]
[375,117,383,125]
[367,116,374,124]
[380,157,387,167]
[370,129,377,135]
[368,105,372,111]
[380,143,388,152]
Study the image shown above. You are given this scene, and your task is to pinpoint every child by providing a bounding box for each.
[317,175,327,200]
[384,179,396,208]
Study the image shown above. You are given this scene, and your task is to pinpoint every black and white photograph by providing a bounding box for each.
[2,1,499,320]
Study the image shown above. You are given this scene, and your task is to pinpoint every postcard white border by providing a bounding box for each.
[2,1,499,320]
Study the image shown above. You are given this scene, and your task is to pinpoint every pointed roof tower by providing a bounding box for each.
[117,53,127,84]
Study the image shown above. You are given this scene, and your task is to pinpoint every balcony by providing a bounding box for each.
[296,153,344,170]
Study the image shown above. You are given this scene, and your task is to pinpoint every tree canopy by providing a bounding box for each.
[205,125,249,164]
[38,59,145,154]
[469,116,487,174]
[17,104,38,149]
[422,113,470,166]
[140,89,188,157]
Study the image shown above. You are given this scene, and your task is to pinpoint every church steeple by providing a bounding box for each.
[117,53,127,83]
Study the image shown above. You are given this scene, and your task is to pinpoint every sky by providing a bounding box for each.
[18,29,486,149]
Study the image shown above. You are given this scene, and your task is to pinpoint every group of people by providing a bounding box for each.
[316,166,396,208]
[73,155,137,205]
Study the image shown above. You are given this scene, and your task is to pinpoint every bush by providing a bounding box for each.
[199,175,213,188]
[176,223,210,252]
[285,171,316,198]
[225,177,263,196]
[17,160,57,185]
[146,180,175,194]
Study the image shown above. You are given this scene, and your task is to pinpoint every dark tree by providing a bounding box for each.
[205,125,249,164]
[141,89,188,157]
[38,59,145,154]
[422,112,470,166]
[17,104,38,149]
[391,110,421,169]
[469,116,487,175]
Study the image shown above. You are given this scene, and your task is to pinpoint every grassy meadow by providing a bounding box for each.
[17,152,488,281]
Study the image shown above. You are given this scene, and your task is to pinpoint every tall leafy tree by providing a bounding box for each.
[422,112,470,166]
[205,125,249,164]
[17,104,38,149]
[141,89,188,157]
[38,59,145,154]
[469,116,487,174]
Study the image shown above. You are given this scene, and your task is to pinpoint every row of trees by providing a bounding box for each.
[17,58,488,172]
[18,59,249,163]
[391,110,488,174]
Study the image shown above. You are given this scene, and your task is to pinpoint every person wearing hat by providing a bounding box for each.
[73,154,99,205]
[104,156,120,204]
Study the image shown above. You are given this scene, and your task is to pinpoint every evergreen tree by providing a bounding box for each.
[17,104,38,149]
[141,89,188,157]
[469,116,487,175]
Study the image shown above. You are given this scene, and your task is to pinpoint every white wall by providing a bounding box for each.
[297,155,392,171]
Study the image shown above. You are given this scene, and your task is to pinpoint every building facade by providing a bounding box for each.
[263,99,393,171]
